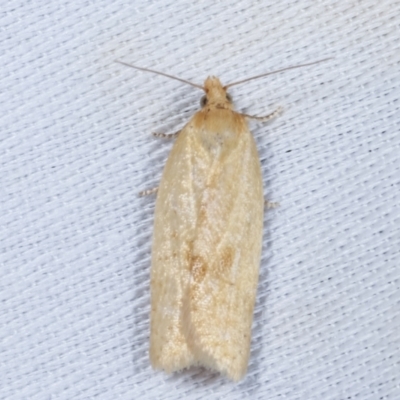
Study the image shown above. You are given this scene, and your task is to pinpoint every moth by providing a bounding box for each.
[117,58,329,381]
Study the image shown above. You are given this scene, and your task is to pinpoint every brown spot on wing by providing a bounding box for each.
[183,240,207,282]
[219,246,234,273]
[191,255,207,282]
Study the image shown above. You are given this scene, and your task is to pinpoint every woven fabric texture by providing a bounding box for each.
[1,1,399,399]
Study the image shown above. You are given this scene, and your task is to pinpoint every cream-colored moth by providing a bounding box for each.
[117,58,329,381]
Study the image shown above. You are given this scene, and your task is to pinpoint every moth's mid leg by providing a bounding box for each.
[152,130,180,139]
[264,199,280,209]
[139,187,158,197]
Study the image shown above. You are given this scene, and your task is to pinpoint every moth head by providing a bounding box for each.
[201,76,233,108]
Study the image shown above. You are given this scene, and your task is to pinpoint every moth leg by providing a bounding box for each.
[152,130,180,139]
[264,199,279,209]
[241,107,283,122]
[139,187,158,197]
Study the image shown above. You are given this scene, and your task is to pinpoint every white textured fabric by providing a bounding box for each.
[1,1,399,399]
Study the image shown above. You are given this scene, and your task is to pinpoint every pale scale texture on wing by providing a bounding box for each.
[150,77,264,381]
[149,118,197,372]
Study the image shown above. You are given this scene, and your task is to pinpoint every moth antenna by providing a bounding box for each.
[224,58,332,89]
[115,60,204,90]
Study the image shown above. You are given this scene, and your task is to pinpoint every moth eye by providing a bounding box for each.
[200,96,208,107]
[226,93,232,102]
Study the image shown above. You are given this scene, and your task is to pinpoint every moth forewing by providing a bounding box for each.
[150,77,264,381]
